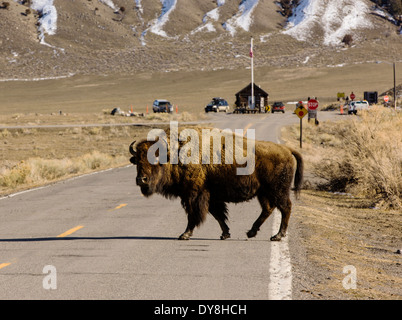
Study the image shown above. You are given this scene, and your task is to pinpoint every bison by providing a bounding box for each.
[129,125,303,241]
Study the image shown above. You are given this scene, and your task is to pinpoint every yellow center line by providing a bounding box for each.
[0,263,11,270]
[115,203,128,210]
[109,203,128,211]
[57,225,84,238]
[243,122,254,136]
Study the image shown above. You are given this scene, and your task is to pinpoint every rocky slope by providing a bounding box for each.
[0,0,401,80]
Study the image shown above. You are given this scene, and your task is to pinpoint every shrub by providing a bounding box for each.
[342,34,353,46]
[390,0,402,16]
[1,2,10,10]
[0,162,31,188]
[313,107,401,209]
[0,152,127,193]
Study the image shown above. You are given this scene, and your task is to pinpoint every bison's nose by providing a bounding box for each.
[136,176,149,186]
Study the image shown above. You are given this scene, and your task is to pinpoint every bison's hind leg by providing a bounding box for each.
[247,195,275,239]
[270,197,291,241]
[209,201,230,240]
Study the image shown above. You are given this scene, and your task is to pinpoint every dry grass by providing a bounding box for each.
[0,124,153,195]
[0,110,207,127]
[0,63,400,117]
[0,151,125,190]
[292,190,402,300]
[0,115,204,196]
[282,107,402,299]
[283,106,402,209]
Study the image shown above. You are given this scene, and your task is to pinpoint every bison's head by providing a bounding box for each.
[129,140,165,197]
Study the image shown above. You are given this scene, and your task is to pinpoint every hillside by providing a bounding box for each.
[0,0,401,80]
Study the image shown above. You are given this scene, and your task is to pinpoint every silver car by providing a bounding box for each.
[205,98,229,113]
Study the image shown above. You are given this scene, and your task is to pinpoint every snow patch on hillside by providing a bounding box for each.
[149,0,177,37]
[140,0,177,44]
[99,0,118,11]
[223,0,259,36]
[204,0,225,22]
[191,0,226,35]
[29,0,58,41]
[135,0,143,14]
[283,0,373,46]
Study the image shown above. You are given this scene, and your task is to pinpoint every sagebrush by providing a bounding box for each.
[283,106,401,209]
[316,107,401,209]
[0,151,127,192]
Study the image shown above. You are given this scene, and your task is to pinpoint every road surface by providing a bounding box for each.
[0,111,341,300]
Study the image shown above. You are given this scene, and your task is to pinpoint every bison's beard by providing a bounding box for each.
[140,185,154,197]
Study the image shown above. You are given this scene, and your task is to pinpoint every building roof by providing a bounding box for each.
[235,83,269,96]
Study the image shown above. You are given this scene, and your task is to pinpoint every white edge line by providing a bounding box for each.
[268,136,292,300]
[268,210,292,300]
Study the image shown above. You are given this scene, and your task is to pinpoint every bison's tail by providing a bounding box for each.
[291,149,304,199]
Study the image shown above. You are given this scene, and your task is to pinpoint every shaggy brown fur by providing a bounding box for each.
[129,127,303,241]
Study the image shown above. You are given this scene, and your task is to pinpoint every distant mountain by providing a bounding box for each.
[0,0,400,79]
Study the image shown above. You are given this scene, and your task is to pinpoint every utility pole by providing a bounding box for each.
[394,62,396,110]
[250,36,254,109]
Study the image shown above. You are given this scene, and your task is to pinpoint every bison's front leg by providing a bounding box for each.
[209,201,230,240]
[178,222,195,240]
[178,190,209,240]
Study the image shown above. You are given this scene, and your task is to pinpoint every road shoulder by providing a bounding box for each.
[289,190,401,300]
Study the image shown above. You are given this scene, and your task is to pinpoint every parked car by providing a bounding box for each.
[348,100,369,115]
[272,101,285,113]
[205,98,229,113]
[153,99,173,113]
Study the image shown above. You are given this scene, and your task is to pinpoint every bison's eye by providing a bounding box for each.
[136,176,149,186]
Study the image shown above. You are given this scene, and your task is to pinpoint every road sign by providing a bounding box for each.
[295,106,308,148]
[350,92,355,100]
[337,92,345,99]
[384,95,389,103]
[295,106,308,119]
[307,99,319,110]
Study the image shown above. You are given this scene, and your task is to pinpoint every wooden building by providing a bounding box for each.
[234,83,269,113]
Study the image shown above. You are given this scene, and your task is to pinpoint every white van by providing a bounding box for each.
[348,100,369,115]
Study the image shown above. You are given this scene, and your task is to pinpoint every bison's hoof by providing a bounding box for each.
[246,229,257,238]
[270,234,284,241]
[178,233,191,240]
[220,233,231,240]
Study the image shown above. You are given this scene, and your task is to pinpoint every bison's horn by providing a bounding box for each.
[129,141,137,156]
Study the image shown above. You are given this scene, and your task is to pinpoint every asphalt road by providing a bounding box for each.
[0,111,341,300]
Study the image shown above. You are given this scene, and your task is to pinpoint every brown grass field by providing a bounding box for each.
[0,62,400,116]
[281,108,401,299]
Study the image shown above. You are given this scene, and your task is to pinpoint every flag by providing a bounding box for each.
[249,43,253,58]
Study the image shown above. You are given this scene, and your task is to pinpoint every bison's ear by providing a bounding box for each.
[130,156,137,165]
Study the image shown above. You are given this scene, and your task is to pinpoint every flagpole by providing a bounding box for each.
[250,36,254,109]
